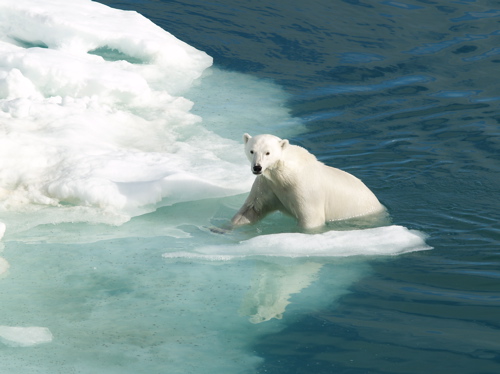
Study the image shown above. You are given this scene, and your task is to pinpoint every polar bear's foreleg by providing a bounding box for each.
[231,203,262,226]
[231,176,280,227]
[231,194,279,226]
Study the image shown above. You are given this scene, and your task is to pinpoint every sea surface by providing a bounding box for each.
[1,0,500,373]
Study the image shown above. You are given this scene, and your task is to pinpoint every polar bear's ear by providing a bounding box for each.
[280,139,289,149]
[243,133,252,144]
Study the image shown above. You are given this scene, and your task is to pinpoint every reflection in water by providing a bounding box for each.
[239,261,323,323]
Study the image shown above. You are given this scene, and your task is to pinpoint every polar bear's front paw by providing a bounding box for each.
[208,226,231,234]
[231,213,252,226]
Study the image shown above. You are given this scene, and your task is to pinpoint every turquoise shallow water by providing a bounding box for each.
[1,0,499,373]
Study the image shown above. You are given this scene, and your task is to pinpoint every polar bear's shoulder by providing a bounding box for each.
[279,144,321,171]
[284,144,318,161]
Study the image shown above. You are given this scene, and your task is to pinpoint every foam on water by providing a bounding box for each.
[0,1,431,373]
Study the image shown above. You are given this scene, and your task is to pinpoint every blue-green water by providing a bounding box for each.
[96,1,500,372]
[1,0,499,373]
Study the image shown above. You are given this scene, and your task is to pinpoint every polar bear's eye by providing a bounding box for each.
[250,150,254,154]
[266,152,270,155]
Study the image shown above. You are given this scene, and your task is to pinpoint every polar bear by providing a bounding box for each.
[231,133,385,229]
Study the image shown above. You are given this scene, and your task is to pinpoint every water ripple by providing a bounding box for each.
[297,74,435,99]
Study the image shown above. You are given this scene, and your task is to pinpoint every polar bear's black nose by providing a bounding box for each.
[253,165,262,174]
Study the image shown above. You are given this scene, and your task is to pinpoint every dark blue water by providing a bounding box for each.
[96,1,500,373]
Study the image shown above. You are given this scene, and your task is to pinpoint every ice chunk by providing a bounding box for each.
[0,0,212,95]
[163,225,432,260]
[0,326,53,347]
[0,258,8,276]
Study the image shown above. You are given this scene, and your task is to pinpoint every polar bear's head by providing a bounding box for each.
[243,133,289,175]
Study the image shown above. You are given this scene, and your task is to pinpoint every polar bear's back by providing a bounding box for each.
[320,164,384,220]
[280,144,384,221]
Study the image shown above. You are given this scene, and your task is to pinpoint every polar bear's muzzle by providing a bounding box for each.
[252,164,263,175]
